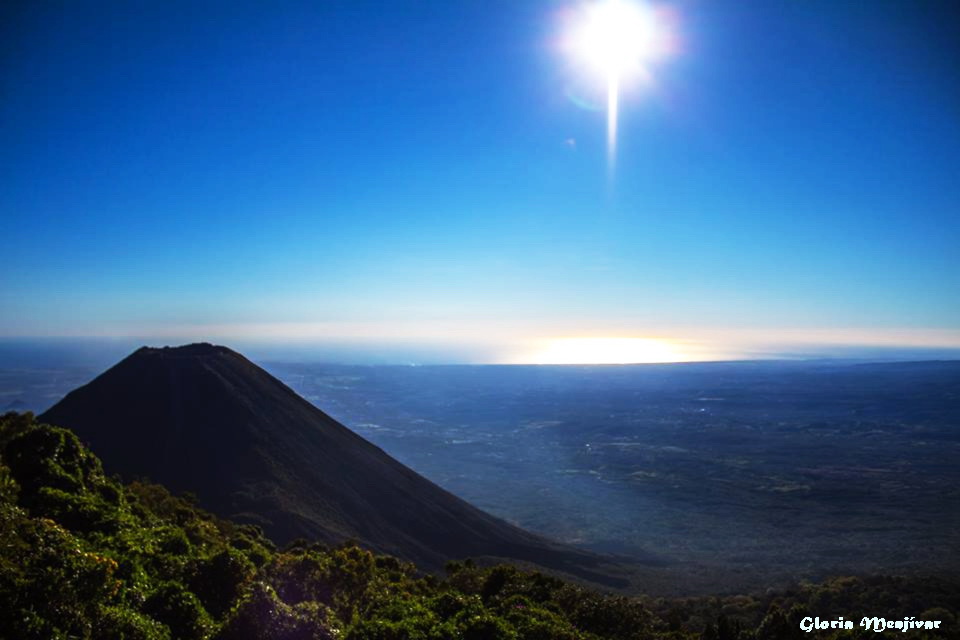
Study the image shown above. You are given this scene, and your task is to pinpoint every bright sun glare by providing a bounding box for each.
[562,0,673,165]
[531,337,687,365]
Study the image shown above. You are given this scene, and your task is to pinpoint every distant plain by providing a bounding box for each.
[4,355,958,593]
[266,360,960,592]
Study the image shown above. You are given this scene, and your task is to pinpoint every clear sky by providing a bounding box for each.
[2,1,959,363]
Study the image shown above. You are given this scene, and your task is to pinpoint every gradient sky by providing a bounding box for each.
[2,1,959,362]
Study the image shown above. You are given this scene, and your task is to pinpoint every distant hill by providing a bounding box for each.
[39,343,628,586]
[4,399,26,411]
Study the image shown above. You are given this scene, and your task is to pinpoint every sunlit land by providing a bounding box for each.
[525,337,691,365]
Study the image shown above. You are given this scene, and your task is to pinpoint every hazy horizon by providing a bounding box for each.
[2,335,960,369]
[2,1,958,364]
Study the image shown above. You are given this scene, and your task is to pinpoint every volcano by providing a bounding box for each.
[39,343,628,586]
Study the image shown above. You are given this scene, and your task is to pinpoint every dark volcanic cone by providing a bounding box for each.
[40,343,629,586]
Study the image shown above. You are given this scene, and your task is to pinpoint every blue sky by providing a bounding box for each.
[2,1,958,363]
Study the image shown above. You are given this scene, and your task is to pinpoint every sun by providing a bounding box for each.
[527,337,687,365]
[568,0,664,79]
[561,0,674,165]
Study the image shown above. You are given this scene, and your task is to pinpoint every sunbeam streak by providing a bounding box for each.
[607,72,619,170]
[561,0,675,170]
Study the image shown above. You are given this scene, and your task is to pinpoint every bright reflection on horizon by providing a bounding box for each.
[526,337,689,365]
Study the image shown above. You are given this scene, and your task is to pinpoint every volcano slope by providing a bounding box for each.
[40,343,630,587]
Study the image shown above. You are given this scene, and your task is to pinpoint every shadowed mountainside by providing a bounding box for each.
[39,343,631,587]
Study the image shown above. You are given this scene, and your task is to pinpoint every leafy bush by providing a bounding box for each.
[143,581,215,640]
[215,581,336,640]
[190,547,256,618]
[95,606,173,640]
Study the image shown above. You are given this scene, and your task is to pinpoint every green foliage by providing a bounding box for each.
[347,597,439,640]
[0,512,121,639]
[5,418,104,500]
[755,607,799,640]
[265,549,336,607]
[189,547,256,617]
[95,606,173,640]
[229,522,276,566]
[143,581,215,640]
[1,413,958,640]
[443,608,519,640]
[215,582,336,640]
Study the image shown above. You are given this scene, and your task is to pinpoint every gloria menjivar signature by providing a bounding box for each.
[800,616,943,633]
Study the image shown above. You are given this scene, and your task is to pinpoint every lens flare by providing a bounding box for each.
[560,0,674,168]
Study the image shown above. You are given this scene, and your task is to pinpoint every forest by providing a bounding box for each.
[1,411,957,640]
